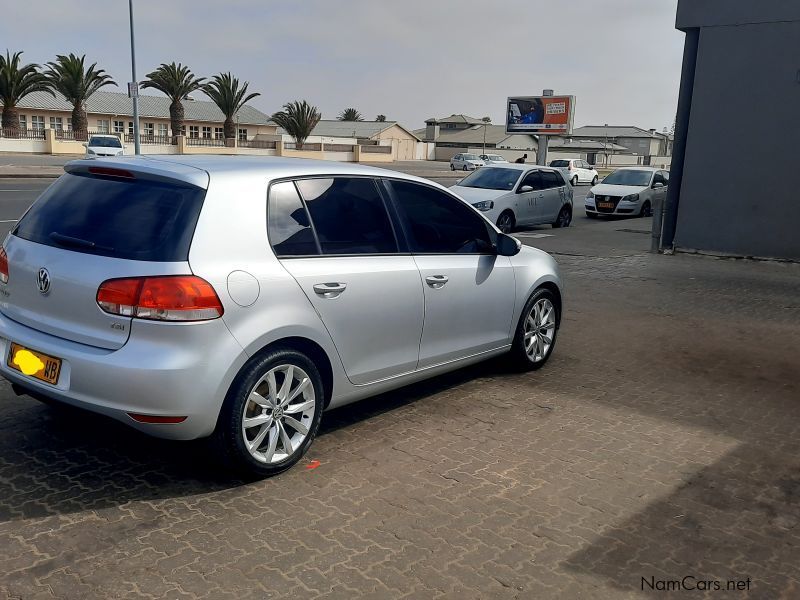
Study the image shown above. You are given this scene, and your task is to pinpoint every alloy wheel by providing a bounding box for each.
[241,364,316,464]
[497,213,513,233]
[524,298,556,362]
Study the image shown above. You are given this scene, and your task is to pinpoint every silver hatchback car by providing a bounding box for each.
[0,156,563,477]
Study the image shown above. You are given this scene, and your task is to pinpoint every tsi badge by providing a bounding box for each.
[37,267,51,295]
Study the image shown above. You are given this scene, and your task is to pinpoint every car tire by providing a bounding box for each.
[571,176,578,186]
[552,206,572,228]
[639,201,652,218]
[509,287,560,371]
[496,210,516,234]
[450,164,455,171]
[591,176,598,185]
[211,347,324,478]
[463,165,468,171]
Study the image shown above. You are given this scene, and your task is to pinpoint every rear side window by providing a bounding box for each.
[541,171,564,189]
[13,172,205,261]
[296,178,397,255]
[268,181,318,256]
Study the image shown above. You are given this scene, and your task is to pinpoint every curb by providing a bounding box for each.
[0,173,60,179]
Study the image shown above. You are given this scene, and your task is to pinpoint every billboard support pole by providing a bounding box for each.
[536,89,553,165]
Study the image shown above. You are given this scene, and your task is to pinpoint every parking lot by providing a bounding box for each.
[1,166,799,599]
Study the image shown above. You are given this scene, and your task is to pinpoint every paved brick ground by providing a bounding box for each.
[1,223,799,599]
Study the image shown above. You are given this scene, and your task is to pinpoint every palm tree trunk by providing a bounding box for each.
[169,100,184,143]
[72,104,88,141]
[224,118,236,141]
[1,106,20,135]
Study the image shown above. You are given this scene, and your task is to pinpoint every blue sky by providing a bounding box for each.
[1,0,683,130]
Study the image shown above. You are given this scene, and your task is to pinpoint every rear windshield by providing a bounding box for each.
[13,172,205,261]
[549,160,569,167]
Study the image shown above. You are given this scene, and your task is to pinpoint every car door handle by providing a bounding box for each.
[425,275,449,289]
[313,282,347,298]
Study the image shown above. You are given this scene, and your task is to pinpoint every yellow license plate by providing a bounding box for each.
[7,343,62,385]
[598,202,615,209]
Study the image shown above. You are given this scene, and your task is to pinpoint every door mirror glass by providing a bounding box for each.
[496,233,521,256]
[518,185,534,193]
[652,181,664,189]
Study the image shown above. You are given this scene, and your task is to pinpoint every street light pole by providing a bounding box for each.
[128,0,141,155]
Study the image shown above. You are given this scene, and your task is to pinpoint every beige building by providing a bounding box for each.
[10,90,275,141]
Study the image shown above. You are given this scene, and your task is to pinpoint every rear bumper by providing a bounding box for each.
[0,312,247,440]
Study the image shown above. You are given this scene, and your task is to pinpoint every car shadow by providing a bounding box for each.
[0,357,512,523]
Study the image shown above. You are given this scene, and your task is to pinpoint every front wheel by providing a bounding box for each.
[639,201,652,217]
[463,165,468,171]
[591,175,598,185]
[450,163,455,171]
[211,348,324,478]
[509,288,560,370]
[552,206,572,228]
[496,210,515,234]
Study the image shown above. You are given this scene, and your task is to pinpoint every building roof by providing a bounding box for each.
[571,125,662,139]
[414,124,536,147]
[13,90,272,125]
[548,137,630,152]
[280,120,419,141]
[424,114,485,126]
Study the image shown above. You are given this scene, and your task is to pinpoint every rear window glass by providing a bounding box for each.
[13,172,205,261]
[549,160,569,167]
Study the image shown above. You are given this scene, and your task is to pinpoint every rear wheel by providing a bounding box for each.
[552,206,572,228]
[510,288,559,370]
[639,201,652,217]
[212,348,324,478]
[496,210,515,234]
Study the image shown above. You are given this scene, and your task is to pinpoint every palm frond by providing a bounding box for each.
[0,50,53,108]
[46,53,116,106]
[271,100,321,147]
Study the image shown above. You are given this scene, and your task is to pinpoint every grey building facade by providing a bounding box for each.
[664,1,800,260]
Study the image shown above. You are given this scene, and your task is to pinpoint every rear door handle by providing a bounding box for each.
[313,282,347,298]
[425,275,449,289]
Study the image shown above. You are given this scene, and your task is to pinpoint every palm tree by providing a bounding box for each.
[203,72,260,141]
[375,114,386,122]
[47,53,115,140]
[271,100,321,149]
[338,108,363,122]
[141,62,204,141]
[0,51,53,134]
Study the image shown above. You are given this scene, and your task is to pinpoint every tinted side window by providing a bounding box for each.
[541,171,563,189]
[520,170,543,191]
[13,172,205,261]
[268,181,318,256]
[297,178,397,255]
[387,180,493,254]
[653,172,667,186]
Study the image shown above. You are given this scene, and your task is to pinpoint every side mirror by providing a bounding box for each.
[652,182,664,189]
[496,233,521,256]
[518,185,534,193]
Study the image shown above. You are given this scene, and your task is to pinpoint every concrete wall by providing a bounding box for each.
[675,17,800,259]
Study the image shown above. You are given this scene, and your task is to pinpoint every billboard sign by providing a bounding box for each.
[506,95,574,135]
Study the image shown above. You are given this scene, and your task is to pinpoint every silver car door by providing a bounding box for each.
[516,169,543,225]
[385,180,516,367]
[269,178,424,385]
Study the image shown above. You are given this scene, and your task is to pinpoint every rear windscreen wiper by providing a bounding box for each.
[50,232,115,253]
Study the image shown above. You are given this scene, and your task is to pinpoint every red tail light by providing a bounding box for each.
[97,275,224,321]
[0,247,8,284]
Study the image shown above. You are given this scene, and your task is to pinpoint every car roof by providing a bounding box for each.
[63,155,443,190]
[478,163,561,173]
[612,166,659,172]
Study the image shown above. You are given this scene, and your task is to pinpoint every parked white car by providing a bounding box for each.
[451,164,574,232]
[479,154,509,165]
[585,167,669,218]
[85,135,124,157]
[450,153,485,171]
[549,159,598,186]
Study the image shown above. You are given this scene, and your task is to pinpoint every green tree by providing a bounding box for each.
[271,100,321,149]
[203,72,260,140]
[141,62,205,140]
[0,51,53,134]
[375,114,386,122]
[47,53,115,140]
[338,107,363,122]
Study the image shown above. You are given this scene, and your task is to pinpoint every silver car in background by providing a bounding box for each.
[450,153,485,171]
[0,156,563,477]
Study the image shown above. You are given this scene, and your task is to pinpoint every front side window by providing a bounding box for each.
[267,181,318,257]
[296,178,397,255]
[519,170,543,191]
[387,180,493,254]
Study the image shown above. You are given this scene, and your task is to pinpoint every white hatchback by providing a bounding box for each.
[450,153,485,171]
[549,159,598,186]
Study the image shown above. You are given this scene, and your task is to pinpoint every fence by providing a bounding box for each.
[125,133,173,145]
[323,143,356,152]
[238,139,276,149]
[0,128,46,139]
[360,144,391,154]
[285,142,322,151]
[186,136,226,147]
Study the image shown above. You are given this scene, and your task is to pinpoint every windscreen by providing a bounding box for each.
[602,170,653,186]
[458,167,521,191]
[13,172,206,261]
[89,136,122,148]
